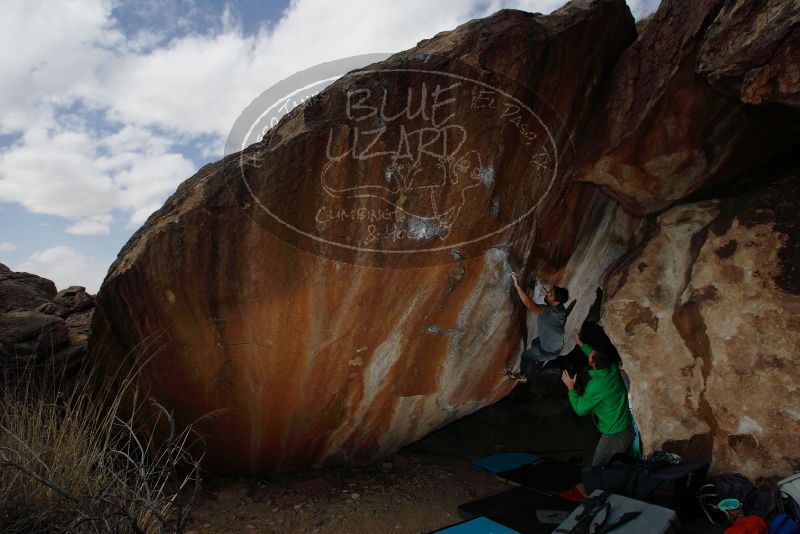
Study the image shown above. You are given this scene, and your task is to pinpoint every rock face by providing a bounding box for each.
[602,174,800,479]
[577,0,798,214]
[523,183,643,344]
[91,0,799,477]
[52,286,95,316]
[586,0,800,479]
[0,311,69,359]
[91,1,638,473]
[0,263,57,313]
[0,265,94,373]
[697,0,800,110]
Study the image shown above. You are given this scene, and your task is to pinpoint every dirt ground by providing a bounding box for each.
[187,372,720,533]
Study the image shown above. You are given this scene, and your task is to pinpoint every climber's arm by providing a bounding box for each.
[510,273,543,315]
[567,384,601,417]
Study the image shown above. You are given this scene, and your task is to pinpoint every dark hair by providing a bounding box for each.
[552,286,569,305]
[591,350,614,369]
[579,321,621,365]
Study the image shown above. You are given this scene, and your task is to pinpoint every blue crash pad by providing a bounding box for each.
[471,453,541,475]
[430,516,521,533]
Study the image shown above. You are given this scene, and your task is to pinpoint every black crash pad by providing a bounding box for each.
[496,457,582,494]
[458,487,578,534]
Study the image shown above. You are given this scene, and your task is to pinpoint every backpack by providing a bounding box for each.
[699,475,755,526]
[725,516,768,534]
[700,474,787,526]
[779,473,800,522]
[770,513,800,534]
[582,453,709,518]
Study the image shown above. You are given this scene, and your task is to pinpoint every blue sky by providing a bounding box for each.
[0,0,659,293]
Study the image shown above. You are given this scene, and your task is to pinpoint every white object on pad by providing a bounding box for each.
[779,472,800,516]
[554,490,680,534]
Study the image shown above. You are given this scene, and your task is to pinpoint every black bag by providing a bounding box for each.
[497,457,583,495]
[581,454,709,518]
[699,474,786,525]
[457,487,578,534]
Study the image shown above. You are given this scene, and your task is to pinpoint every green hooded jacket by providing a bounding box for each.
[567,365,632,435]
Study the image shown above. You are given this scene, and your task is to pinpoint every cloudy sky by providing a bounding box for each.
[0,0,659,293]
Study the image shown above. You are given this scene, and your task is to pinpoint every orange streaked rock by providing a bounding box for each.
[91,2,638,473]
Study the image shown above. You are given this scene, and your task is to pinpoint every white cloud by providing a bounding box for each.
[96,32,258,135]
[0,242,16,252]
[0,127,119,219]
[0,0,121,133]
[0,123,194,227]
[113,152,195,225]
[66,214,113,235]
[627,0,660,18]
[16,245,106,293]
[86,1,486,136]
[76,0,663,138]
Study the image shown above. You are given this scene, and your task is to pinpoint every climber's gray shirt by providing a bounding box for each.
[538,303,566,353]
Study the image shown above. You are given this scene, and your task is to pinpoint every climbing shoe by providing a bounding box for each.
[505,369,528,384]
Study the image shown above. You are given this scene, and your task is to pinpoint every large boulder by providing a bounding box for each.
[602,173,800,479]
[577,0,799,214]
[697,0,800,110]
[0,263,57,313]
[91,1,638,473]
[65,309,93,346]
[0,266,95,373]
[0,311,69,361]
[49,285,95,317]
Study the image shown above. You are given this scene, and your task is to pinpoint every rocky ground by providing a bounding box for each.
[189,375,688,534]
[188,454,508,534]
[187,371,594,534]
[186,372,722,533]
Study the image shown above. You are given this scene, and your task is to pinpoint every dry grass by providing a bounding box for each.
[0,333,205,533]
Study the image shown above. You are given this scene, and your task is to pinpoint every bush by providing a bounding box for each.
[0,345,204,533]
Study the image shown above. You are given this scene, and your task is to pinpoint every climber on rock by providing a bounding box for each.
[506,272,569,384]
[561,345,633,466]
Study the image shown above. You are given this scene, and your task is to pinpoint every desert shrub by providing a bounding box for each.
[0,338,204,533]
